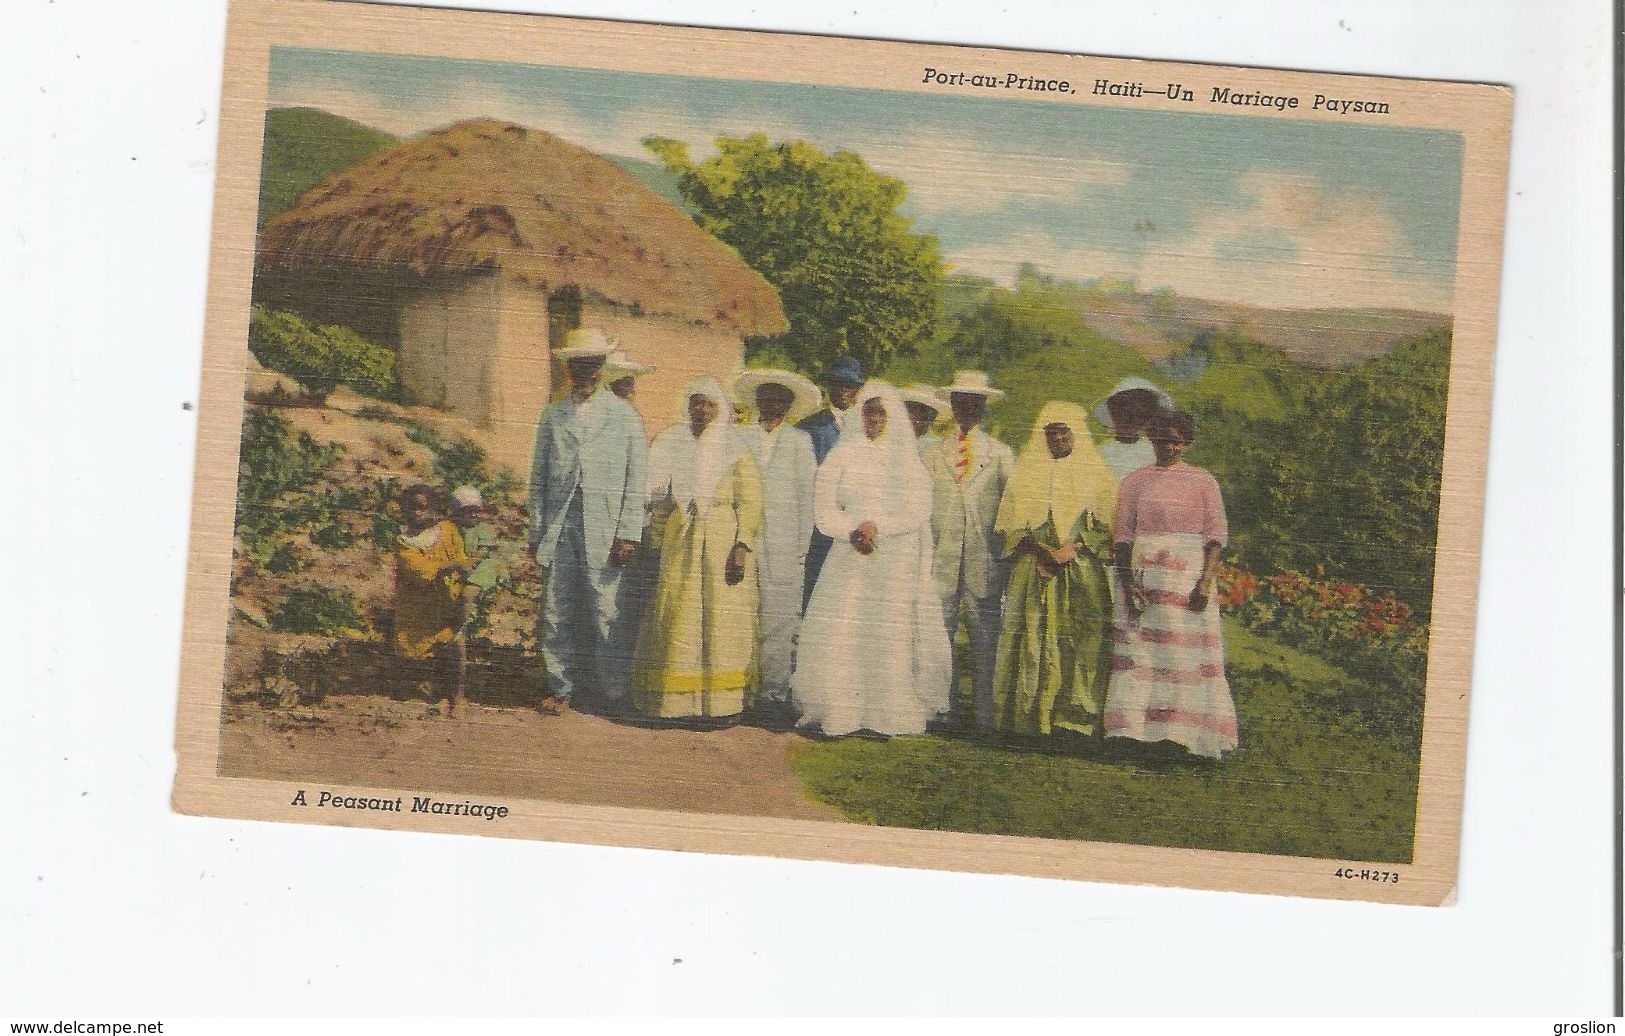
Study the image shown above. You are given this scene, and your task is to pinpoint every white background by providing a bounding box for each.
[1,0,1615,1016]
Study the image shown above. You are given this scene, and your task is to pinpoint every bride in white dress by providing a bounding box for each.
[793,380,952,737]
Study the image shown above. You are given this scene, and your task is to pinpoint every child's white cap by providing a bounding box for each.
[451,485,484,509]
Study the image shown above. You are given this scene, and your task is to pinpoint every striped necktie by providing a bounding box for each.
[955,430,971,483]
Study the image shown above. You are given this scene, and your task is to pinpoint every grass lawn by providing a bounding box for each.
[790,618,1420,862]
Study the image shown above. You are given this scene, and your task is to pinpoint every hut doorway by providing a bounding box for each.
[547,285,583,349]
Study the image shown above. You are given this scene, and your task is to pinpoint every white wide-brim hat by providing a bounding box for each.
[900,383,946,414]
[942,370,1006,401]
[1091,375,1174,431]
[731,368,822,423]
[603,348,654,383]
[555,327,617,361]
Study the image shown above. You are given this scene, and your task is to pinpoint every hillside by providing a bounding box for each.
[977,270,1449,370]
[1153,296,1450,369]
[257,107,399,226]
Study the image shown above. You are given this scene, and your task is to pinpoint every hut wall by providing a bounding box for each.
[427,289,750,487]
[584,304,746,440]
[397,272,501,425]
[484,278,555,483]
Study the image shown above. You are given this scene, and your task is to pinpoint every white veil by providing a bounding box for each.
[836,380,929,516]
[798,378,949,728]
[649,375,744,514]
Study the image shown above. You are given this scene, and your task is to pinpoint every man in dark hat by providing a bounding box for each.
[796,356,865,606]
[797,357,864,464]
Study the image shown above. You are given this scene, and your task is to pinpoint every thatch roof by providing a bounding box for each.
[255,118,786,335]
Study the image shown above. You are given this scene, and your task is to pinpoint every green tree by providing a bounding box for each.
[644,133,944,377]
[1281,329,1452,610]
[1183,327,1451,617]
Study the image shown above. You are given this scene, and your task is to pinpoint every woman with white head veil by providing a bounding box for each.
[631,376,764,721]
[793,380,951,737]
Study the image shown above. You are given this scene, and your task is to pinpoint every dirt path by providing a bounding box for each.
[219,695,840,821]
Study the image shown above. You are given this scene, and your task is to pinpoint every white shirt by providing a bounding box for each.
[574,388,612,438]
[752,422,785,467]
[1099,436,1156,483]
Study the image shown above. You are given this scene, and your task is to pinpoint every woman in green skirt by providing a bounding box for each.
[990,401,1118,740]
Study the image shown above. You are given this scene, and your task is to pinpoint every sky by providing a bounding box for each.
[268,47,1464,313]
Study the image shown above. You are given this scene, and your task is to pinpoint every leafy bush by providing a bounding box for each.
[238,408,340,503]
[236,408,343,562]
[262,542,310,575]
[369,477,402,551]
[309,519,355,550]
[248,304,396,399]
[268,584,367,636]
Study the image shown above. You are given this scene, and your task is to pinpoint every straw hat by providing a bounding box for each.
[900,383,946,414]
[942,370,1006,401]
[555,327,617,360]
[731,368,822,423]
[602,348,654,383]
[1091,376,1173,431]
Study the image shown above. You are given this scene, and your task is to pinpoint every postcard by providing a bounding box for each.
[173,0,1512,903]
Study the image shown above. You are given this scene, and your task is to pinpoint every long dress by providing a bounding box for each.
[393,520,469,659]
[793,382,951,737]
[992,515,1116,736]
[990,403,1118,737]
[632,379,765,720]
[1103,463,1239,758]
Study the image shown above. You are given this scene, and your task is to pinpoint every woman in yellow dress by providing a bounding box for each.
[632,376,765,721]
[392,483,470,712]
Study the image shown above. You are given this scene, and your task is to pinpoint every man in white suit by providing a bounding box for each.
[732,369,820,725]
[923,371,1014,734]
[528,328,649,713]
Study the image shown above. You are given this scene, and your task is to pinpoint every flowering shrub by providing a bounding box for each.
[1217,562,1429,738]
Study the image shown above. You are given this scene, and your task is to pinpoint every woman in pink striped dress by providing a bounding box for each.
[1104,409,1239,759]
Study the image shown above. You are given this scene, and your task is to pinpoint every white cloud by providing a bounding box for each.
[949,169,1452,312]
[863,128,1130,215]
[1138,170,1451,311]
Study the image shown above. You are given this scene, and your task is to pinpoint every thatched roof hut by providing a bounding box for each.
[253,117,787,481]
